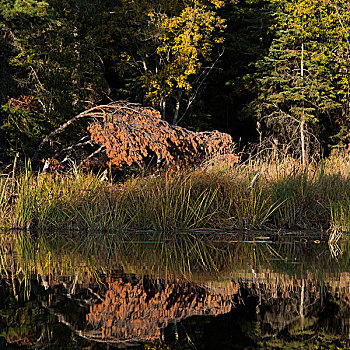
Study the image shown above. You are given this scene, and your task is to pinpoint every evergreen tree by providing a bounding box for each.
[254,0,350,160]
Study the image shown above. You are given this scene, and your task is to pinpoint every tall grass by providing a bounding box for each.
[2,153,350,233]
[0,175,10,227]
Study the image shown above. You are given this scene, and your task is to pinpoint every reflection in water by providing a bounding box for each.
[87,277,232,342]
[0,231,349,348]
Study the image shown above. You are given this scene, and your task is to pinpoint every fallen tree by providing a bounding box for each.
[32,101,234,171]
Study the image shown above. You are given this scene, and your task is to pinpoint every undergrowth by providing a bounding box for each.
[1,153,350,233]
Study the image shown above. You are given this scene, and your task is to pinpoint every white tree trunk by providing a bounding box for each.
[300,42,307,167]
[172,90,182,125]
[161,98,166,120]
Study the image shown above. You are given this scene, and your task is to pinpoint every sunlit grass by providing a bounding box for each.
[1,153,350,235]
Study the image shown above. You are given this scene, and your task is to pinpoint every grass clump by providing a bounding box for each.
[2,153,350,233]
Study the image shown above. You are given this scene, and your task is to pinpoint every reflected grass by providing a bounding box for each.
[0,229,347,299]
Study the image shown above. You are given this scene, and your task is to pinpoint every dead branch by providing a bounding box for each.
[33,101,234,171]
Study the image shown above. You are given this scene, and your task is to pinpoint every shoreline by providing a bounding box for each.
[1,155,350,236]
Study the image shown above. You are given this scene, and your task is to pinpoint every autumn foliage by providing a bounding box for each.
[87,278,231,342]
[86,102,233,170]
[8,95,39,113]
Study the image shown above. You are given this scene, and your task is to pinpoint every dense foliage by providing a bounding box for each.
[1,0,350,166]
[87,102,233,169]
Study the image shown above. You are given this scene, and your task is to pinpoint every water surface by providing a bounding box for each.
[0,231,349,349]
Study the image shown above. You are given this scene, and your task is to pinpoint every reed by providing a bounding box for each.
[2,153,350,235]
[0,175,10,228]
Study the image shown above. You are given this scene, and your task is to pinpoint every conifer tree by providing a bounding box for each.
[254,0,350,160]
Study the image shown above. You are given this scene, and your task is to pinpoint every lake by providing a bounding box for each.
[0,231,349,349]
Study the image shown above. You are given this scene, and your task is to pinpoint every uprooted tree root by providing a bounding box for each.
[32,101,234,171]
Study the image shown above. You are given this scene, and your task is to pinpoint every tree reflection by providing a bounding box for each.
[0,231,349,348]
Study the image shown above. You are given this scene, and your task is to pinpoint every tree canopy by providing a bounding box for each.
[1,0,350,167]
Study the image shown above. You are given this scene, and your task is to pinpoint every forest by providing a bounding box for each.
[3,3,350,349]
[1,0,350,168]
[2,0,350,235]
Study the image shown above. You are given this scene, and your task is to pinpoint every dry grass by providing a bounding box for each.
[1,153,350,234]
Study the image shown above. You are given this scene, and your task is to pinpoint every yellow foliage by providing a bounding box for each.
[142,2,225,107]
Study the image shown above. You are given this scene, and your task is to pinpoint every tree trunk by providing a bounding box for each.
[300,42,307,167]
[161,98,166,120]
[72,1,81,108]
[172,90,182,125]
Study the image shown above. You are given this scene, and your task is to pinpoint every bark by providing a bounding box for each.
[72,1,81,108]
[172,89,182,125]
[300,43,307,167]
[161,98,166,120]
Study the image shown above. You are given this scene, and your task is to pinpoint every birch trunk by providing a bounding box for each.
[172,90,182,125]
